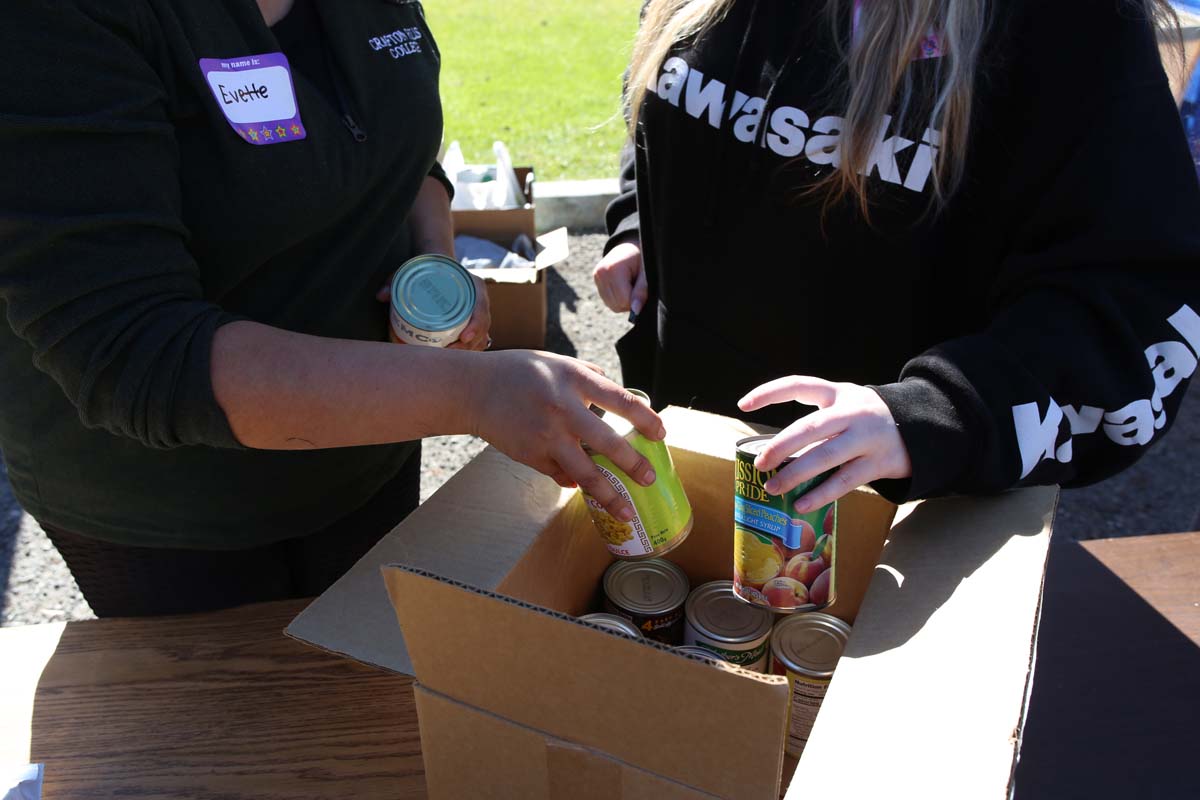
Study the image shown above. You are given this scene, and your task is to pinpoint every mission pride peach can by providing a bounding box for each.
[733,435,836,613]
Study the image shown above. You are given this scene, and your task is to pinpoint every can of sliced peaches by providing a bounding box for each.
[771,612,851,757]
[733,435,836,613]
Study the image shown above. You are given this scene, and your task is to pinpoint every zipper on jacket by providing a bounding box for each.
[314,6,369,142]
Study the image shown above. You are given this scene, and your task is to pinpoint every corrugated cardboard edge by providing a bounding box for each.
[414,684,722,799]
[385,564,790,799]
[790,485,1057,800]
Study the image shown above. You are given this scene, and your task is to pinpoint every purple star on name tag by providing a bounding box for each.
[199,52,307,145]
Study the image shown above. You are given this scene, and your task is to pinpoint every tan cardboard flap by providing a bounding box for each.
[389,569,789,799]
[792,486,1057,800]
[415,685,714,800]
[286,447,573,673]
[467,227,570,286]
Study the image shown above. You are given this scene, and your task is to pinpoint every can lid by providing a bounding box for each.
[685,581,773,644]
[674,645,726,662]
[391,254,476,333]
[770,612,851,678]
[604,559,690,616]
[578,613,643,638]
[736,434,784,460]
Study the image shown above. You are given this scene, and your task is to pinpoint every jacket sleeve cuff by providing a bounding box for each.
[869,378,970,503]
[428,161,455,202]
[171,314,249,450]
[603,225,641,256]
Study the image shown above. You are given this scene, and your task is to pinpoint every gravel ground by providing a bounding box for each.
[2,231,1198,626]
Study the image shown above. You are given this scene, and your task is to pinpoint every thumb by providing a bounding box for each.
[631,265,649,316]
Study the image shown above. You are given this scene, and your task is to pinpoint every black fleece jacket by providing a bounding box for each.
[0,0,448,547]
[606,0,1200,502]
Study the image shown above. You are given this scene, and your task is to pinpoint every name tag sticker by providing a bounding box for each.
[199,52,307,145]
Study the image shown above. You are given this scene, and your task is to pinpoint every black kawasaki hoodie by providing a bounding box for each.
[606,0,1200,502]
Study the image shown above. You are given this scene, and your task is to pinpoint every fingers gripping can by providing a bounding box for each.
[581,390,693,561]
[733,435,837,613]
[388,254,476,347]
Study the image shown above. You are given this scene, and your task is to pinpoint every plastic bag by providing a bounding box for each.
[442,140,525,211]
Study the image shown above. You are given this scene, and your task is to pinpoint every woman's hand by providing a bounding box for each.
[470,350,666,522]
[376,271,492,351]
[592,239,647,319]
[738,376,912,513]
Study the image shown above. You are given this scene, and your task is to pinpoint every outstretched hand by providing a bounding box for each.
[738,376,912,513]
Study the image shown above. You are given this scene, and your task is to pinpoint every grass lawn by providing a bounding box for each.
[426,0,642,180]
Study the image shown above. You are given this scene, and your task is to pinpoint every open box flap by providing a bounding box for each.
[415,684,717,799]
[286,447,574,674]
[792,486,1057,800]
[467,226,569,286]
[387,567,789,800]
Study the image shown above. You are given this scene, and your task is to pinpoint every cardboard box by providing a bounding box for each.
[288,407,1056,799]
[452,166,567,350]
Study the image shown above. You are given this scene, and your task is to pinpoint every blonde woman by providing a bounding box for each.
[595,0,1200,509]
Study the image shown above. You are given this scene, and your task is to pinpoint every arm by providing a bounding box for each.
[745,13,1200,508]
[0,6,659,521]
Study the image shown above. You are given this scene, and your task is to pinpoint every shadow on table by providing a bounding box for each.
[0,457,22,618]
[847,492,1049,657]
[1014,535,1200,799]
[545,266,578,359]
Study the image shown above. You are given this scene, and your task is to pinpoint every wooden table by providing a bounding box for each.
[0,534,1196,799]
[0,600,425,799]
[1014,531,1200,798]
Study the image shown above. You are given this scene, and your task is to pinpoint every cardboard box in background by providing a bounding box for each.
[452,166,568,350]
[288,407,1056,799]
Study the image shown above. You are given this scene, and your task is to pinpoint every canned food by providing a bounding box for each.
[771,613,851,757]
[682,580,773,672]
[602,559,690,645]
[578,613,644,639]
[388,254,476,346]
[674,644,727,662]
[581,390,693,560]
[733,435,837,613]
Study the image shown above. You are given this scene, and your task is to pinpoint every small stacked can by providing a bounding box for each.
[602,559,690,644]
[771,612,851,757]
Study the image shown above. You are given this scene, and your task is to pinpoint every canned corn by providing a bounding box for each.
[578,613,644,639]
[581,390,693,560]
[682,580,773,672]
[733,435,837,613]
[771,612,851,757]
[602,559,690,645]
[388,254,476,346]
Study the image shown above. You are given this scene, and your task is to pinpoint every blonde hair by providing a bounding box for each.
[627,0,1181,216]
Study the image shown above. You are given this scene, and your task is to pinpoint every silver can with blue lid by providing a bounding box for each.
[388,254,476,347]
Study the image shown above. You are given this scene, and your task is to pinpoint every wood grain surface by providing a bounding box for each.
[17,599,424,799]
[1081,530,1200,643]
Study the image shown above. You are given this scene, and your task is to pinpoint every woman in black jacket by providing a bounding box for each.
[595,0,1200,511]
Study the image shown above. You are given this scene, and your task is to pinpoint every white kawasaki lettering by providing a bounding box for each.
[684,68,727,127]
[1013,304,1200,478]
[649,60,936,192]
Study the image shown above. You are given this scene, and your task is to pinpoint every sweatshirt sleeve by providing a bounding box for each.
[0,4,244,450]
[428,160,455,201]
[604,136,641,253]
[872,69,1200,502]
